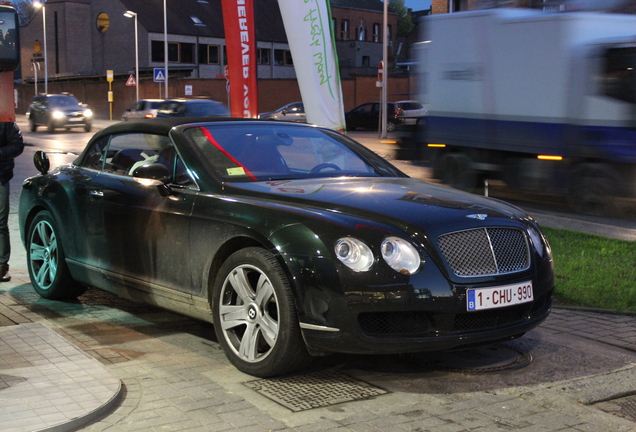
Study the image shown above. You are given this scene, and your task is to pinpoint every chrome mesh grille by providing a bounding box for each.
[437,228,530,277]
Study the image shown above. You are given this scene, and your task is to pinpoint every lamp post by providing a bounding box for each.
[34,2,47,94]
[381,0,388,139]
[124,10,139,101]
[164,0,168,98]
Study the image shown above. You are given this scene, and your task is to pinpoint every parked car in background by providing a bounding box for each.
[27,93,93,133]
[395,100,428,126]
[19,117,554,378]
[122,99,164,121]
[345,102,402,132]
[258,102,306,123]
[155,99,229,118]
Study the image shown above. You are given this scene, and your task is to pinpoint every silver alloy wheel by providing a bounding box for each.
[29,220,58,291]
[218,264,279,363]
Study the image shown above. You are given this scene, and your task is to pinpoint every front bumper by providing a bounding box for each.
[300,288,552,355]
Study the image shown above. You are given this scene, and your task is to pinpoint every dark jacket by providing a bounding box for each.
[0,122,24,185]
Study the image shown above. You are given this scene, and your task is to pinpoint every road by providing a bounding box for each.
[3,117,636,431]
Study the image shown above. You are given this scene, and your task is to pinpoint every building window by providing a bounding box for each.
[199,45,220,64]
[274,49,293,66]
[181,43,195,63]
[151,41,184,63]
[340,20,349,41]
[190,16,205,26]
[362,56,370,67]
[257,48,270,65]
[357,21,366,42]
[373,23,380,43]
[168,42,179,62]
[96,13,110,33]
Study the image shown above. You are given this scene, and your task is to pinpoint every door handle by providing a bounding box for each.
[89,189,104,197]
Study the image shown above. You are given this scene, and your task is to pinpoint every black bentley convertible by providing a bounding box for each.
[19,117,554,377]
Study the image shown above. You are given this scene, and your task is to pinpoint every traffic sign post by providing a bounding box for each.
[107,70,114,120]
[154,68,166,99]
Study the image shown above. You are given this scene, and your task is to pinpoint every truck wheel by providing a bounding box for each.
[212,247,311,377]
[569,163,617,216]
[440,153,477,191]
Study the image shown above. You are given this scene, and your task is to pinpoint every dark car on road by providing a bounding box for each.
[155,99,229,118]
[28,93,93,133]
[19,118,554,378]
[345,101,402,132]
[258,102,306,123]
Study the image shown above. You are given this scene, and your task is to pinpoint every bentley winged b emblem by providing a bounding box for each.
[466,214,488,221]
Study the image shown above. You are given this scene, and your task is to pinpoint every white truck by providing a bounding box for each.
[414,9,636,214]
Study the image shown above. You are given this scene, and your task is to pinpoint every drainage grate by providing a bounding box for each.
[244,369,388,412]
[596,394,636,423]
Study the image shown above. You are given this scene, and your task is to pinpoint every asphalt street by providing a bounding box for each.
[1,116,636,432]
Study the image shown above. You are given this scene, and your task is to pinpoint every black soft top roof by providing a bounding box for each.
[88,117,257,142]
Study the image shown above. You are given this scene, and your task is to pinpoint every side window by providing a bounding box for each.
[81,136,110,170]
[102,133,175,177]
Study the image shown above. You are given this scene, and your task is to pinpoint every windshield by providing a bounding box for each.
[48,95,81,107]
[182,123,399,182]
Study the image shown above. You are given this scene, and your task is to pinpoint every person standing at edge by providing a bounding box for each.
[0,122,24,282]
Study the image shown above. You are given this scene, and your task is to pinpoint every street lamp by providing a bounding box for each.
[124,10,139,101]
[164,0,168,98]
[34,2,47,94]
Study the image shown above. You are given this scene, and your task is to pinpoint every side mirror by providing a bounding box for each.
[132,163,170,183]
[34,150,50,175]
[281,109,287,116]
[132,163,172,196]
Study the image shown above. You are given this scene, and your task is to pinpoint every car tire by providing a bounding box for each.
[84,123,92,132]
[212,247,311,378]
[47,122,56,133]
[27,211,86,300]
[29,118,37,132]
[386,121,396,132]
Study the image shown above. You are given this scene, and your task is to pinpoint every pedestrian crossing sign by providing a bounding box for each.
[153,68,166,82]
[126,75,136,86]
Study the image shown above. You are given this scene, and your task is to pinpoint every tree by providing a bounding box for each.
[389,0,415,37]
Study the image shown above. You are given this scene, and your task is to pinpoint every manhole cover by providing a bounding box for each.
[410,344,533,373]
[596,394,636,423]
[244,369,388,412]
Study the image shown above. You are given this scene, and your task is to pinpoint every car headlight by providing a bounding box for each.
[52,111,65,119]
[84,109,93,117]
[381,236,422,274]
[335,237,374,272]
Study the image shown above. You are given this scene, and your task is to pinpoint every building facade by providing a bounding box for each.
[19,0,397,86]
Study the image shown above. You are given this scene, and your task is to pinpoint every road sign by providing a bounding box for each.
[153,68,166,82]
[126,75,136,86]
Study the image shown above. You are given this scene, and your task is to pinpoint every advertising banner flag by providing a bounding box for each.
[277,0,346,132]
[221,0,258,118]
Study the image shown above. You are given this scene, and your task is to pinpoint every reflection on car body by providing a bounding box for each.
[19,118,554,378]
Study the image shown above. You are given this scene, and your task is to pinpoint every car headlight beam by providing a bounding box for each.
[335,237,373,272]
[381,236,422,274]
[52,111,65,119]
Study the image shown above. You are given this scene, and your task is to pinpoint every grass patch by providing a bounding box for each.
[542,227,636,311]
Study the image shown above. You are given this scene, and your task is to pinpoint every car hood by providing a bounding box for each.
[226,177,528,231]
